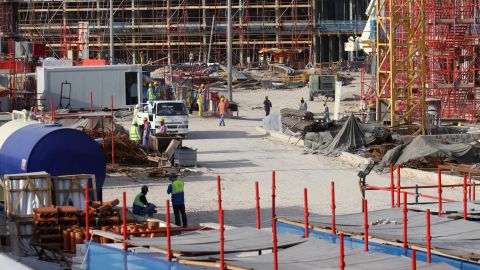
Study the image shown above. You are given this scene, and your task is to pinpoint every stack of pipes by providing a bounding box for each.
[33,206,78,249]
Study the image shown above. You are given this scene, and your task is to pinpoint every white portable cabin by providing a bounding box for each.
[36,64,142,110]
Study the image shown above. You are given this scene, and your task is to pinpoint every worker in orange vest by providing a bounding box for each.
[218,97,226,126]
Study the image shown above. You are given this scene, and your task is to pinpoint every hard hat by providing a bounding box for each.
[143,117,148,121]
[200,84,205,88]
[132,121,136,125]
[167,172,178,180]
[154,81,159,86]
[135,104,140,109]
[149,83,153,86]
[160,118,165,122]
[141,185,149,193]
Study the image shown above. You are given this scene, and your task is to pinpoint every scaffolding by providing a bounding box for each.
[14,0,312,65]
[374,0,480,132]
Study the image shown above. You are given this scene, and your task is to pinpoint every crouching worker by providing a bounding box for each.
[132,185,157,217]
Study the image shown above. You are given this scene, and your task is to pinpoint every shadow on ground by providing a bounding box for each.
[188,130,264,140]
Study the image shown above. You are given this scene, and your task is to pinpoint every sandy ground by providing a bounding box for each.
[103,76,464,227]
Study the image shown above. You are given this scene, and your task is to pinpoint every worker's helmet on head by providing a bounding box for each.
[200,84,205,88]
[160,118,165,123]
[135,104,140,109]
[132,121,138,126]
[167,172,178,181]
[141,185,149,193]
[153,81,159,86]
[149,83,153,86]
[143,117,148,121]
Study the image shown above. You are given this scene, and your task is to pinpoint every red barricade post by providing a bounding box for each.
[304,188,309,238]
[426,209,431,263]
[272,212,278,270]
[110,96,115,166]
[331,181,336,234]
[166,200,172,261]
[463,174,468,220]
[397,164,401,208]
[217,176,222,213]
[403,192,408,249]
[122,192,127,251]
[85,183,90,241]
[219,209,225,269]
[363,199,368,252]
[390,164,394,207]
[255,181,261,229]
[437,166,442,216]
[339,233,345,270]
[412,249,416,270]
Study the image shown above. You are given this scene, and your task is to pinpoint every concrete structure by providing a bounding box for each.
[1,0,368,66]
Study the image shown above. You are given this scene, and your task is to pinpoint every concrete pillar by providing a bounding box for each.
[96,0,102,59]
[202,0,207,63]
[239,0,244,66]
[167,0,171,66]
[275,0,280,45]
[131,0,136,64]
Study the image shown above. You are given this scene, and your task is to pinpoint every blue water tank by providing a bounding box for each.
[0,123,106,199]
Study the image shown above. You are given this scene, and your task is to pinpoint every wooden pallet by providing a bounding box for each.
[52,174,97,210]
[3,172,52,218]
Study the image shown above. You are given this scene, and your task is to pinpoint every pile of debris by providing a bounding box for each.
[280,108,328,133]
[303,114,394,156]
[377,135,480,169]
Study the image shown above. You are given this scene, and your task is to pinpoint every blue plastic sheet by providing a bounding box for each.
[87,242,207,270]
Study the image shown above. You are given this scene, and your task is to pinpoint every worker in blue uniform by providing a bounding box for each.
[167,173,187,227]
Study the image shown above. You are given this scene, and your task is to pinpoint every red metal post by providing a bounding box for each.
[217,176,222,212]
[272,171,276,220]
[474,181,476,201]
[272,211,278,270]
[363,199,368,252]
[50,96,54,122]
[303,188,309,238]
[463,174,468,220]
[468,173,472,201]
[411,249,416,270]
[90,91,93,131]
[122,192,127,251]
[437,166,442,216]
[166,199,172,261]
[110,96,115,166]
[403,192,408,249]
[426,209,431,263]
[339,233,345,270]
[390,164,394,208]
[331,181,336,234]
[255,181,261,229]
[272,171,278,270]
[219,209,225,269]
[397,164,401,208]
[85,183,90,241]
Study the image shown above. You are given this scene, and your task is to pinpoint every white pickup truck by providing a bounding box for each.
[136,100,189,136]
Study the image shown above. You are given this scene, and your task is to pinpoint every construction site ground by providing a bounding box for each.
[102,74,463,227]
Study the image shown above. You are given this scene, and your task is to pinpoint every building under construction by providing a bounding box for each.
[1,0,368,65]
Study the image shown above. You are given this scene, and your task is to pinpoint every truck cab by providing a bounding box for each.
[136,100,189,136]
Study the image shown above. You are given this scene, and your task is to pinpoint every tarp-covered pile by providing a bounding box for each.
[378,135,480,168]
[280,108,327,133]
